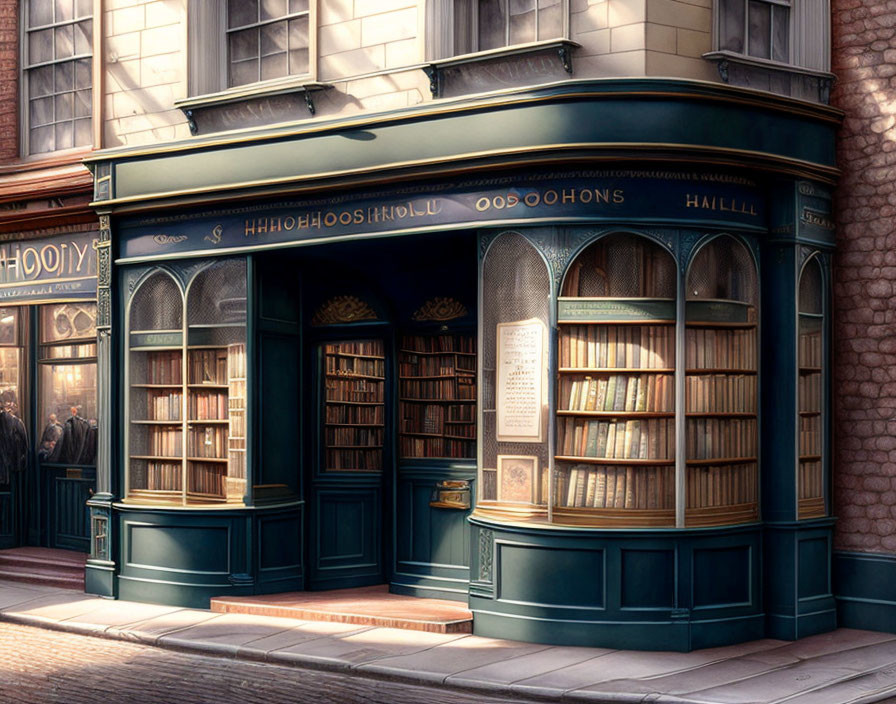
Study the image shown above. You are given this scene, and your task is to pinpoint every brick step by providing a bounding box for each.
[0,553,86,574]
[0,565,84,590]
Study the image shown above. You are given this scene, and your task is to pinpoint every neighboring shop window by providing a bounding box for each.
[22,0,93,154]
[37,303,98,465]
[479,232,551,519]
[227,0,310,87]
[718,0,790,62]
[127,261,247,505]
[798,256,825,519]
[0,307,26,485]
[452,0,564,54]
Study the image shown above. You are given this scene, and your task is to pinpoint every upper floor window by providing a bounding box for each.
[227,0,310,87]
[452,0,564,55]
[718,0,790,63]
[23,0,92,155]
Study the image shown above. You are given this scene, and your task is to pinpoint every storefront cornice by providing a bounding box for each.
[84,78,842,212]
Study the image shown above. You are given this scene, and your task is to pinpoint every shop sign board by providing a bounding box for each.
[0,231,98,301]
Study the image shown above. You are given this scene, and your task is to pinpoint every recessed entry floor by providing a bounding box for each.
[210,585,473,633]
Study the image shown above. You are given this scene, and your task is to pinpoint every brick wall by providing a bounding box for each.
[0,0,17,160]
[831,2,896,554]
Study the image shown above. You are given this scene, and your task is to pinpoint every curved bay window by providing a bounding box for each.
[126,260,247,505]
[38,303,98,465]
[478,232,551,519]
[555,233,677,526]
[798,256,825,519]
[685,236,759,526]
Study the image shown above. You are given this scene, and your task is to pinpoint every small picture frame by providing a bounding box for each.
[497,455,537,504]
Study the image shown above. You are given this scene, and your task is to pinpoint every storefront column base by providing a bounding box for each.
[85,559,117,598]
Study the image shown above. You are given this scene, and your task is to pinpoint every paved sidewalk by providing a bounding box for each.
[2,580,896,704]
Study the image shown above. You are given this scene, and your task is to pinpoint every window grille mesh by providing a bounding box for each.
[799,258,823,314]
[687,236,757,304]
[130,272,183,331]
[563,233,676,298]
[187,260,247,326]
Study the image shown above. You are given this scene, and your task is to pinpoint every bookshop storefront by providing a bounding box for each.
[86,79,840,651]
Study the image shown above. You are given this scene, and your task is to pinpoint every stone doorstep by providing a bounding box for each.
[0,548,87,591]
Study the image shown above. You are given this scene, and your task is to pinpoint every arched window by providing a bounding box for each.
[798,256,825,519]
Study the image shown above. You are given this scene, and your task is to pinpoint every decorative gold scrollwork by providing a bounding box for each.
[412,297,468,322]
[312,295,378,326]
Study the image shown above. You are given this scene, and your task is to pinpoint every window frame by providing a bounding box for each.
[20,0,94,157]
[717,0,792,64]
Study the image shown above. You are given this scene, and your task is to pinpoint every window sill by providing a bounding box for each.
[423,39,581,98]
[703,51,835,103]
[0,146,94,176]
[174,77,333,136]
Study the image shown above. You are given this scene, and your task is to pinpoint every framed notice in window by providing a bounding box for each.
[497,455,537,504]
[496,318,545,442]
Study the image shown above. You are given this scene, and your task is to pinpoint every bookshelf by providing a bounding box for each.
[798,259,825,519]
[323,339,385,472]
[398,334,476,459]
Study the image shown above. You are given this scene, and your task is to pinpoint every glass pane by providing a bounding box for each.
[31,97,54,127]
[287,17,309,74]
[43,343,96,359]
[29,1,53,27]
[75,58,91,89]
[29,29,54,65]
[719,0,745,53]
[130,271,183,332]
[74,117,91,146]
[0,348,22,420]
[42,303,97,343]
[230,59,258,87]
[75,0,92,19]
[55,24,75,60]
[537,0,563,40]
[261,0,288,21]
[39,363,97,464]
[31,125,55,154]
[261,52,287,81]
[454,0,474,54]
[687,236,758,306]
[288,0,309,12]
[799,258,823,314]
[0,308,18,345]
[74,89,91,117]
[74,19,92,56]
[29,66,54,97]
[261,20,287,56]
[229,0,258,28]
[509,0,536,46]
[56,61,74,91]
[55,0,74,22]
[230,27,258,62]
[748,1,771,59]
[772,5,789,62]
[55,92,73,121]
[55,121,73,150]
[479,0,506,51]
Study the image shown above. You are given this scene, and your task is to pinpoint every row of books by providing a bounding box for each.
[685,328,756,370]
[325,378,384,403]
[325,405,384,424]
[799,460,824,499]
[326,447,382,471]
[144,350,182,385]
[559,324,674,369]
[556,464,675,510]
[447,404,475,422]
[400,377,475,400]
[798,330,822,368]
[799,415,821,455]
[187,462,226,496]
[398,355,475,377]
[148,427,182,457]
[400,437,475,458]
[560,373,673,413]
[400,403,446,434]
[189,349,228,385]
[799,375,822,412]
[324,340,383,357]
[562,248,669,299]
[558,417,674,460]
[686,418,756,460]
[229,446,246,480]
[147,390,182,421]
[325,427,383,447]
[188,390,229,420]
[188,426,227,459]
[146,461,181,492]
[325,355,385,378]
[686,464,757,508]
[227,343,246,379]
[229,411,246,438]
[400,334,475,354]
[686,374,756,413]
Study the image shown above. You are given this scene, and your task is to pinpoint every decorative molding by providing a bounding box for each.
[312,295,378,326]
[478,528,494,582]
[412,297,467,322]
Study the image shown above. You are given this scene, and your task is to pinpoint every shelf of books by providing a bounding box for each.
[684,300,759,527]
[798,315,825,519]
[323,340,385,472]
[128,348,184,503]
[398,334,476,459]
[554,301,677,527]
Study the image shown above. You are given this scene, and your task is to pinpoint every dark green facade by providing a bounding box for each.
[85,79,841,650]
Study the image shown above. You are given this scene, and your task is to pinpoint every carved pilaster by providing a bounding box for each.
[478,528,494,583]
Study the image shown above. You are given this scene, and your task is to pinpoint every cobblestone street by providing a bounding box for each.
[0,622,535,704]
